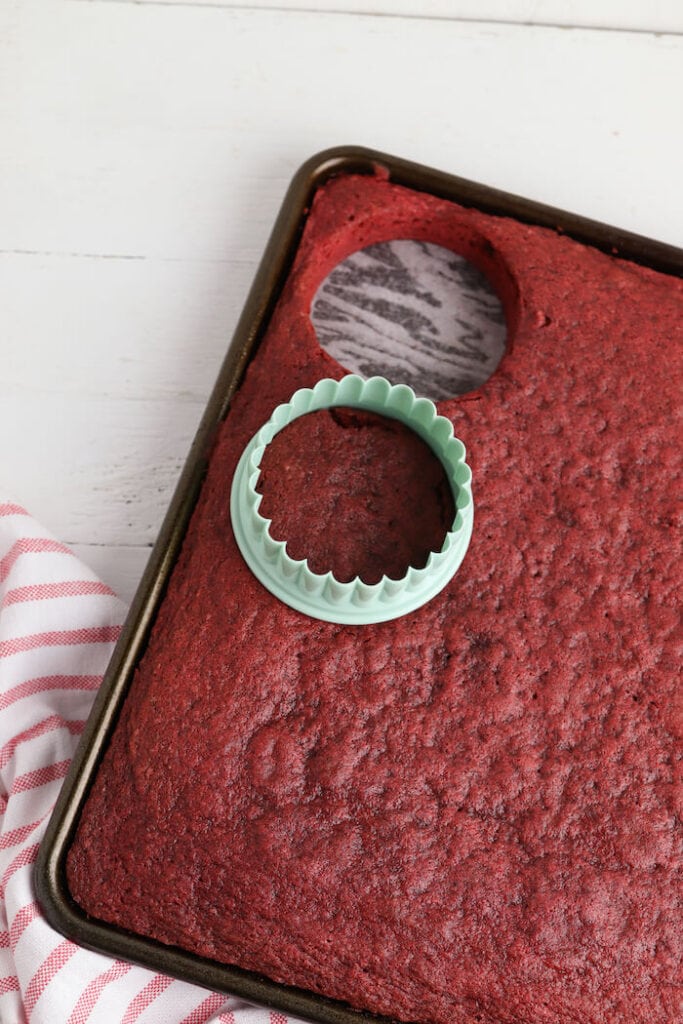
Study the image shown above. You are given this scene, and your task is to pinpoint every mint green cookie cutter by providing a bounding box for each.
[230,375,473,624]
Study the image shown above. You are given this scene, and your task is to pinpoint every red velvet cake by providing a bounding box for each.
[257,408,455,584]
[67,173,683,1024]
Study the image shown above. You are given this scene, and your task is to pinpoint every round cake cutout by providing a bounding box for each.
[229,375,473,624]
[256,406,455,585]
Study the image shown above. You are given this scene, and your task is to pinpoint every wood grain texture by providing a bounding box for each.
[1,0,681,602]
[96,0,683,34]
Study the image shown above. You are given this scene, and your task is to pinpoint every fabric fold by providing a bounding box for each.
[0,503,281,1024]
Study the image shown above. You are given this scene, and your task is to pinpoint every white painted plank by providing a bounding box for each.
[1,252,255,402]
[0,250,246,604]
[95,0,683,35]
[2,4,681,254]
[0,388,202,546]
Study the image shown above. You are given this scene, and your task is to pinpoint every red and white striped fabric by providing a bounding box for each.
[0,503,295,1024]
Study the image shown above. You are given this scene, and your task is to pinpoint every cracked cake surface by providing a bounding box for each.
[67,174,682,1024]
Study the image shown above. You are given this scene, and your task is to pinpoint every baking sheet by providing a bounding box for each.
[35,146,683,1024]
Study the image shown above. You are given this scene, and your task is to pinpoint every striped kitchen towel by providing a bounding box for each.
[0,503,290,1024]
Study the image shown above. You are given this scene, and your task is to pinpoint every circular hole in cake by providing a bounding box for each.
[256,407,455,586]
[311,240,507,400]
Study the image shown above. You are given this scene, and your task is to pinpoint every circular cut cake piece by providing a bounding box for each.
[256,407,455,585]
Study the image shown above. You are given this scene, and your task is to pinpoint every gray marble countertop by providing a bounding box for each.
[311,240,507,400]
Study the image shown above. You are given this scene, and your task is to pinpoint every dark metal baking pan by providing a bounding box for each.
[35,146,683,1024]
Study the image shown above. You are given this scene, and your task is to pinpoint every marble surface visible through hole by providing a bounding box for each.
[311,240,507,400]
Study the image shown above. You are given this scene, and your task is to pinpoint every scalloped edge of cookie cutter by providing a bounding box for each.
[230,375,473,624]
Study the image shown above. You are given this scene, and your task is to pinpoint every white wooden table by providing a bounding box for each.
[2,0,682,604]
